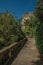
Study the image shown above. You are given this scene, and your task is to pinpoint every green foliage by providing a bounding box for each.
[36,0,43,22]
[23,15,38,37]
[0,12,25,49]
[35,0,43,57]
[35,23,43,56]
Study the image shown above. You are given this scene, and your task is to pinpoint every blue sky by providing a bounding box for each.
[0,0,37,18]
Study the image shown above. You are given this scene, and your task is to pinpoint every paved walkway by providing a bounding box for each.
[11,38,41,65]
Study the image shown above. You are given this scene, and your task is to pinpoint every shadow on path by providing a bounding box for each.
[31,60,41,65]
[7,38,41,65]
[7,41,28,65]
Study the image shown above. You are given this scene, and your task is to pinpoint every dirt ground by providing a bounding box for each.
[10,38,41,65]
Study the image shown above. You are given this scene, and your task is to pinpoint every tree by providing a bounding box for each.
[36,0,43,22]
[23,14,38,37]
[35,0,43,62]
[0,12,25,49]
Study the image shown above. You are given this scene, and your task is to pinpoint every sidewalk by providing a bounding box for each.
[11,38,41,65]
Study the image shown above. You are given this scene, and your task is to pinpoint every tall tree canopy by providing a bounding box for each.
[36,0,43,21]
[0,12,25,49]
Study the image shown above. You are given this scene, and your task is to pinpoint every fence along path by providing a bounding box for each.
[11,38,41,65]
[0,37,27,65]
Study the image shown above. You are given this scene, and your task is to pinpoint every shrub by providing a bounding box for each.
[0,12,25,49]
[35,0,43,60]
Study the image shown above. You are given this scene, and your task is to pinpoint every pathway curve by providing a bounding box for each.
[11,38,41,65]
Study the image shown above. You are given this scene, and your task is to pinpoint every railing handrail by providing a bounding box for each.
[0,37,27,53]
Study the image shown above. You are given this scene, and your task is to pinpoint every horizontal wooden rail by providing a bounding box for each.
[0,37,28,65]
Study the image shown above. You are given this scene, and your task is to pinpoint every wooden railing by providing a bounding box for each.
[0,37,28,65]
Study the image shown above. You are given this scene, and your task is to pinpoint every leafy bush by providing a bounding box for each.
[23,15,38,37]
[35,0,43,58]
[35,23,43,55]
[0,12,25,49]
